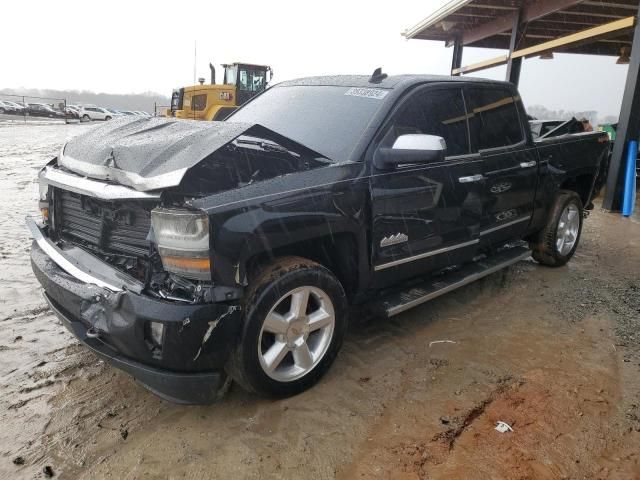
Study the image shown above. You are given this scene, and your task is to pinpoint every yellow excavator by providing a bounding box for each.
[168,62,272,121]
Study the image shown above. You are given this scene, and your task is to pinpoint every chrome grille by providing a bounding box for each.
[55,189,153,258]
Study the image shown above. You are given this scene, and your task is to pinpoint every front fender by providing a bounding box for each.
[192,163,369,289]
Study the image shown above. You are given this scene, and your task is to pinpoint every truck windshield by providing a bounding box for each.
[229,85,388,161]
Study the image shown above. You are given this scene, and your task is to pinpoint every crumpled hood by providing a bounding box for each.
[59,116,254,191]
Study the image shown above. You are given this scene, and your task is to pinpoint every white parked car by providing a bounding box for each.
[79,106,113,121]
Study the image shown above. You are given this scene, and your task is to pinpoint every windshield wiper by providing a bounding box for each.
[235,138,295,155]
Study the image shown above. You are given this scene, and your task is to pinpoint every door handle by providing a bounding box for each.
[459,174,485,183]
[520,161,537,168]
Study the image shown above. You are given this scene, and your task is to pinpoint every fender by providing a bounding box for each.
[528,133,608,233]
[191,162,370,292]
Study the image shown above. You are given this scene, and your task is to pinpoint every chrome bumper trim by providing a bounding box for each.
[26,217,123,292]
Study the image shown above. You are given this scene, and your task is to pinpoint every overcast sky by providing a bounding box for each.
[1,0,628,117]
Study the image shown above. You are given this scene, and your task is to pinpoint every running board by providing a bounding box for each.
[382,245,531,317]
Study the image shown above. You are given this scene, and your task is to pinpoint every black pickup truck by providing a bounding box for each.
[28,74,609,403]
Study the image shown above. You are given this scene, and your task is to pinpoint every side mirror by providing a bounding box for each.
[374,134,446,169]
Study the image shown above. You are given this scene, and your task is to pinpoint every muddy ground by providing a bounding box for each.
[1,123,639,479]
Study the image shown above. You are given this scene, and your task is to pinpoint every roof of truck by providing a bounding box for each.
[278,74,512,90]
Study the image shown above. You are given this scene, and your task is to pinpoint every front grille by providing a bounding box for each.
[54,188,156,276]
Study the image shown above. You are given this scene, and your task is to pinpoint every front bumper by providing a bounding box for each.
[28,218,242,404]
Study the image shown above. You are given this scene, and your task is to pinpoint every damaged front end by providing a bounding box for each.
[29,116,334,403]
[29,163,242,404]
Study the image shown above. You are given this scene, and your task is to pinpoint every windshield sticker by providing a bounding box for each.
[344,87,389,100]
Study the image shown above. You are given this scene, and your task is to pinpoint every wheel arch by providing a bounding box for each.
[559,173,596,208]
[244,232,363,301]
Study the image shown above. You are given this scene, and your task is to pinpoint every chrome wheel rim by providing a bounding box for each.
[258,286,335,382]
[556,203,580,256]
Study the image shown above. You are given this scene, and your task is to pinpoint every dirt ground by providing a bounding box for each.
[1,123,640,479]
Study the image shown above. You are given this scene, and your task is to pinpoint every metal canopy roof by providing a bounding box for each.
[404,0,638,56]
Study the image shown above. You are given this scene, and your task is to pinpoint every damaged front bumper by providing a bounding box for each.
[27,218,242,404]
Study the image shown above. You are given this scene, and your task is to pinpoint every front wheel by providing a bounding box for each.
[530,190,583,267]
[82,114,90,122]
[227,257,348,397]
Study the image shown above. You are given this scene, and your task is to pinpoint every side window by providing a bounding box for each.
[192,94,207,111]
[383,88,469,157]
[466,87,523,151]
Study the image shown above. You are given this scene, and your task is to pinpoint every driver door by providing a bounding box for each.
[370,85,484,288]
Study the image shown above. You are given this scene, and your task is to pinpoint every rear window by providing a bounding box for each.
[466,88,523,151]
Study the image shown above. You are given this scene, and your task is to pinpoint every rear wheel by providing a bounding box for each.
[105,116,112,121]
[227,257,348,397]
[82,114,90,122]
[530,190,583,267]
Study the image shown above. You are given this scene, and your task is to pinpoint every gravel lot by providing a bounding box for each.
[1,123,639,479]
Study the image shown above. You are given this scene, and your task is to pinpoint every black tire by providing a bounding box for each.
[82,114,90,122]
[0,108,5,114]
[105,116,112,121]
[530,190,583,267]
[227,256,348,397]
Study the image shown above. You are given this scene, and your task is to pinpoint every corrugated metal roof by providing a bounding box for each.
[403,0,638,56]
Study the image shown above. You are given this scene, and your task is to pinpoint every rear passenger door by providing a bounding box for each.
[464,86,537,246]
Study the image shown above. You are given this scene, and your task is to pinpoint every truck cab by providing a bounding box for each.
[170,62,272,121]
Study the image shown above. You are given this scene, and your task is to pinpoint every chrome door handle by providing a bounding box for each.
[520,161,537,168]
[459,174,485,183]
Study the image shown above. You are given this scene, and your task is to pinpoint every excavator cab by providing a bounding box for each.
[223,63,272,105]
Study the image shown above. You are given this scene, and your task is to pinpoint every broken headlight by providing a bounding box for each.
[150,208,211,280]
[38,177,50,222]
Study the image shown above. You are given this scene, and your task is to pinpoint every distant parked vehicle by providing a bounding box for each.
[119,110,137,116]
[27,103,65,118]
[106,108,124,117]
[133,110,151,116]
[79,106,113,121]
[3,101,27,115]
[0,100,18,114]
[65,106,81,119]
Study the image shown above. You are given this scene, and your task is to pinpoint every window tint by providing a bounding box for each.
[192,94,207,111]
[466,88,523,151]
[383,88,469,157]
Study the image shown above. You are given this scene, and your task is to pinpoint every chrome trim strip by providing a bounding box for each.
[374,238,479,271]
[40,166,161,200]
[26,217,122,292]
[387,250,531,316]
[58,154,187,192]
[479,215,531,236]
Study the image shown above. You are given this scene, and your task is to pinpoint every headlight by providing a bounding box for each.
[150,208,211,280]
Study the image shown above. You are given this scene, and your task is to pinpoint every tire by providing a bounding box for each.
[82,114,90,122]
[105,116,112,121]
[530,190,583,267]
[227,256,348,397]
[0,108,5,114]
